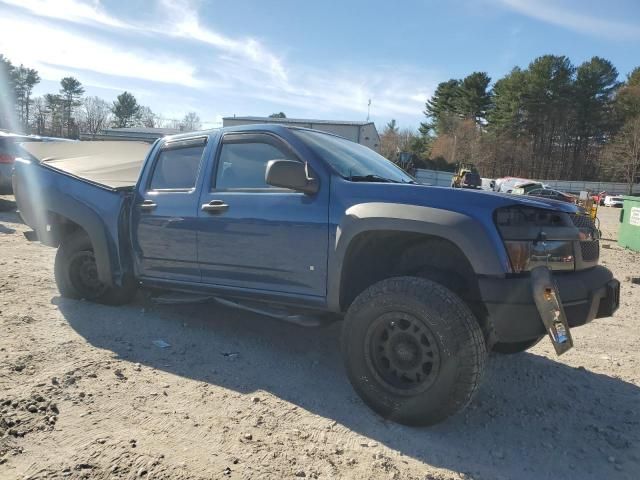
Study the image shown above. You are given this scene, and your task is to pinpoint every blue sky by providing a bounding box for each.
[1,0,639,130]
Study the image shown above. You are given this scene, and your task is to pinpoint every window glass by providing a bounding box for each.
[215,141,293,189]
[149,145,204,190]
[291,129,414,183]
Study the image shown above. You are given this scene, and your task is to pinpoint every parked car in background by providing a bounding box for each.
[494,177,539,193]
[604,195,624,207]
[526,187,576,203]
[0,131,72,194]
[510,182,545,196]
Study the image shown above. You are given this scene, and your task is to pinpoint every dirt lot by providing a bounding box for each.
[1,196,639,480]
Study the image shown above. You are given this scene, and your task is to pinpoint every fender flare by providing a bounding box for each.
[326,202,508,311]
[47,198,123,287]
[14,157,129,288]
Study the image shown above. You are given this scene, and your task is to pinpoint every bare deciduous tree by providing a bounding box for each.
[182,112,201,131]
[603,117,640,194]
[138,106,157,128]
[79,96,111,136]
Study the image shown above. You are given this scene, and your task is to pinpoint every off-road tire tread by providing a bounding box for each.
[341,276,487,426]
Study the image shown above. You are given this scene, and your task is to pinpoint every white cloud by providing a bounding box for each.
[156,0,288,84]
[1,0,127,28]
[150,0,435,120]
[497,0,640,40]
[0,0,434,124]
[0,15,201,87]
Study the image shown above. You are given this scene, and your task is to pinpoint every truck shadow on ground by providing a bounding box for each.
[0,196,17,213]
[0,199,19,233]
[55,295,640,480]
[0,224,16,234]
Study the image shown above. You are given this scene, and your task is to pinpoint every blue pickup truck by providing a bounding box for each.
[13,124,619,426]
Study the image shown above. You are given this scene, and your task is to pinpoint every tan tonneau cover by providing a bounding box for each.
[21,141,152,189]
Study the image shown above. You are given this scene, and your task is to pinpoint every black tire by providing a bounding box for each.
[492,336,544,354]
[341,276,487,426]
[54,231,137,305]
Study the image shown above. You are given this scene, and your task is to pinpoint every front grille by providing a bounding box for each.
[571,214,600,262]
[571,214,595,229]
[580,240,600,261]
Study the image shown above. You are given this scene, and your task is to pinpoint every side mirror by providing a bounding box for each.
[265,160,319,194]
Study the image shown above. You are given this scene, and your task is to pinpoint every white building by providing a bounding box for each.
[222,116,381,152]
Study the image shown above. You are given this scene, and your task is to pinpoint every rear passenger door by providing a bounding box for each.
[196,132,329,298]
[132,137,208,283]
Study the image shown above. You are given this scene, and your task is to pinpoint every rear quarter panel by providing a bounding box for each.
[13,156,132,286]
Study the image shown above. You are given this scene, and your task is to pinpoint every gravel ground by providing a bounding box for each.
[0,195,639,480]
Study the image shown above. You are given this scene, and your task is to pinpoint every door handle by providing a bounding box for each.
[139,199,157,210]
[201,200,229,214]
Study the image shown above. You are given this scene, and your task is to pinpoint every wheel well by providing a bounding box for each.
[339,231,489,334]
[45,212,88,247]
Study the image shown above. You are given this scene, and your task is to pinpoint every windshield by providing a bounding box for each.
[292,129,415,183]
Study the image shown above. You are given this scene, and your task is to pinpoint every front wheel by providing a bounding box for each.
[341,277,487,426]
[54,231,137,305]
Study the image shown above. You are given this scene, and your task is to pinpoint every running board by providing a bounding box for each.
[213,297,335,327]
[150,292,335,327]
[152,292,214,304]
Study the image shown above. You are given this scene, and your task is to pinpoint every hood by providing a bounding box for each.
[335,180,579,215]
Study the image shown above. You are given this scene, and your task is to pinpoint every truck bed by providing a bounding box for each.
[20,141,152,190]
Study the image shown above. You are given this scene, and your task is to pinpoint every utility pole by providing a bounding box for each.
[366,99,371,122]
[451,133,458,166]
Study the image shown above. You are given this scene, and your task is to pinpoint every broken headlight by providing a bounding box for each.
[495,207,576,273]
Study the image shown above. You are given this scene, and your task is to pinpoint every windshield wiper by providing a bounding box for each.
[347,174,400,183]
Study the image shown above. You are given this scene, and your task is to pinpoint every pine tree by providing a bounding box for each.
[111,91,140,128]
[60,77,84,137]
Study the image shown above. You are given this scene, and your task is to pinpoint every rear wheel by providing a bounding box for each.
[492,336,544,354]
[341,277,487,426]
[54,231,137,305]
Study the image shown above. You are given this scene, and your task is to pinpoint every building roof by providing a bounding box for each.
[223,116,374,127]
[102,127,182,135]
[81,127,183,143]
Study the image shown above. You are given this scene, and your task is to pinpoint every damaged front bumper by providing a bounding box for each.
[479,265,620,351]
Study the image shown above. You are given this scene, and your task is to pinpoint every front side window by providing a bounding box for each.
[215,141,294,190]
[149,144,205,190]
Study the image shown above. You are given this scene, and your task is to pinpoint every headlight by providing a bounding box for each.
[495,207,576,273]
[503,240,575,273]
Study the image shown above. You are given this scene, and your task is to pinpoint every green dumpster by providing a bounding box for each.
[619,196,640,252]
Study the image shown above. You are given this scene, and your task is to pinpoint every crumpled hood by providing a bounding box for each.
[336,180,580,216]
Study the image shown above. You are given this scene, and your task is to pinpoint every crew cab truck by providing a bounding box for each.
[13,124,620,426]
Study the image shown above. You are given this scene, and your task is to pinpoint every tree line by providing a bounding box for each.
[0,54,202,138]
[3,52,638,188]
[380,54,640,189]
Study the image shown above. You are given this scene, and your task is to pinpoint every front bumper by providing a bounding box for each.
[479,266,620,343]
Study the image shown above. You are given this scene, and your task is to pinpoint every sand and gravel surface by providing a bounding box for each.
[0,195,638,480]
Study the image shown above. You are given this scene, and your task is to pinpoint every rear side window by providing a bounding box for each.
[149,145,205,190]
[215,141,294,190]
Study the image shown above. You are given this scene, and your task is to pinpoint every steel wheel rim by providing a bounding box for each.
[68,250,106,299]
[364,311,440,395]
